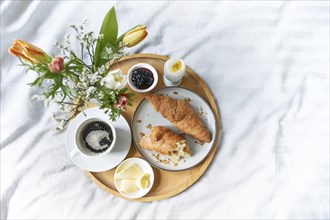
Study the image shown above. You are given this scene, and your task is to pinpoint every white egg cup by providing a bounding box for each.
[163,58,186,86]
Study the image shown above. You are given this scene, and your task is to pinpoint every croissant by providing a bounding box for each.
[140,126,190,158]
[145,94,211,143]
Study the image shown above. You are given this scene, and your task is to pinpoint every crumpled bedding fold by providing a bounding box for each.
[1,1,329,219]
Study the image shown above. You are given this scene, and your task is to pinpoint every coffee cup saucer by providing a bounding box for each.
[65,107,131,172]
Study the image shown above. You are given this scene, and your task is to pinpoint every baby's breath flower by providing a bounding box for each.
[51,113,59,122]
[79,19,87,30]
[106,47,113,54]
[82,82,88,89]
[69,23,77,30]
[57,119,66,130]
[78,106,85,112]
[44,99,50,108]
[54,40,60,47]
[86,86,97,99]
[88,72,102,85]
[32,94,46,100]
[57,102,73,113]
[97,65,106,75]
[51,113,68,131]
[97,92,104,100]
[64,105,72,112]
[16,16,140,130]
[105,62,111,69]
[64,34,70,41]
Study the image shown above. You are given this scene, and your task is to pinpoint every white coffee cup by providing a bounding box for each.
[69,118,117,158]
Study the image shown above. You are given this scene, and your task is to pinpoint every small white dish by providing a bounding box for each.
[127,63,158,93]
[114,158,154,199]
[65,107,131,172]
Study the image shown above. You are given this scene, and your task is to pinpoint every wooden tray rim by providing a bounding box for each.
[85,53,221,202]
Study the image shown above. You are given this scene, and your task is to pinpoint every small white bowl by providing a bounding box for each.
[127,63,158,93]
[114,158,154,199]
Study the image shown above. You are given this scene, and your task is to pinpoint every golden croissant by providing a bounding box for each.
[145,94,211,143]
[140,126,190,159]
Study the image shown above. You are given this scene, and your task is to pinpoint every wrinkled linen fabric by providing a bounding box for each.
[1,1,329,219]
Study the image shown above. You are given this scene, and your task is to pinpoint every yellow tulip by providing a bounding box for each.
[122,25,148,48]
[8,39,48,64]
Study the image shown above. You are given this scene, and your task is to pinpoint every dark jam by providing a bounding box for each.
[131,68,154,90]
[82,121,113,154]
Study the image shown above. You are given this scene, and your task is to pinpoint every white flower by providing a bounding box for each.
[100,69,127,90]
[51,113,58,123]
[58,103,72,112]
[97,92,104,99]
[41,96,53,108]
[44,99,50,108]
[57,119,66,130]
[64,34,71,43]
[79,67,90,83]
[97,65,105,75]
[106,47,113,54]
[88,72,102,85]
[32,94,46,100]
[64,104,72,112]
[86,86,97,99]
[77,82,88,89]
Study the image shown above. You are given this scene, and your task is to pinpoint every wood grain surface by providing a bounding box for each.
[85,54,221,202]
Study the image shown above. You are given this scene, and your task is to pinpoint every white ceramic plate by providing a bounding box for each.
[132,87,216,171]
[65,107,131,172]
[114,158,154,199]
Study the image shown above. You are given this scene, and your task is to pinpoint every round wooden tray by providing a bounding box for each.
[85,54,221,202]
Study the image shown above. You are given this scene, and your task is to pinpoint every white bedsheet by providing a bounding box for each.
[1,1,329,219]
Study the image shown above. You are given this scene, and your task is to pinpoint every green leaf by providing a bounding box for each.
[94,7,118,67]
[127,92,135,98]
[29,76,46,86]
[61,85,77,98]
[53,74,63,86]
[28,71,53,86]
[99,43,119,60]
[119,87,128,94]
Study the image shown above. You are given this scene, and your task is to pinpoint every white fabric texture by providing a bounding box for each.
[1,1,329,219]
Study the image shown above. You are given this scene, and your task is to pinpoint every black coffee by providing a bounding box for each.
[82,121,113,154]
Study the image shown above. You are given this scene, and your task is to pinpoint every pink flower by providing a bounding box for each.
[114,94,128,111]
[48,57,64,73]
